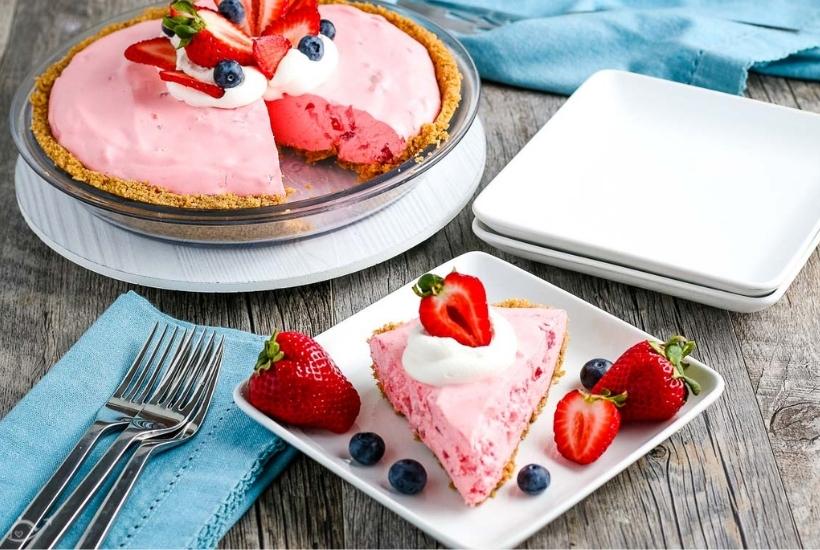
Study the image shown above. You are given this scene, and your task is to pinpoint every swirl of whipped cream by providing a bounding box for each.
[166,39,268,109]
[264,35,339,101]
[401,311,518,386]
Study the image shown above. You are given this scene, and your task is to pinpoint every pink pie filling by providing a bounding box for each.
[48,20,283,197]
[370,307,568,506]
[266,4,441,164]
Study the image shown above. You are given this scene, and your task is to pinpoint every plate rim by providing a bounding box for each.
[233,250,726,548]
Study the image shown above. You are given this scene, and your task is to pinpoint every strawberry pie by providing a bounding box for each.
[369,272,569,506]
[31,0,461,208]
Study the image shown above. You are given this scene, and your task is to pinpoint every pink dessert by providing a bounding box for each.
[265,4,441,166]
[38,1,459,208]
[48,20,283,198]
[370,305,568,506]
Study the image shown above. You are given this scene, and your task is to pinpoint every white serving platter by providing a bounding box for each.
[234,251,725,548]
[14,119,485,292]
[472,219,809,313]
[473,70,820,298]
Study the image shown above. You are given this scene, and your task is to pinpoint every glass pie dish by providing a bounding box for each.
[10,1,480,244]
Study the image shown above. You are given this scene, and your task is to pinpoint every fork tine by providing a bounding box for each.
[150,328,201,404]
[132,326,185,405]
[121,324,173,402]
[164,332,217,409]
[181,339,224,416]
[112,322,160,398]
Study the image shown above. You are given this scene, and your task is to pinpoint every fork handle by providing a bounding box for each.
[77,443,159,549]
[26,427,143,549]
[0,420,120,550]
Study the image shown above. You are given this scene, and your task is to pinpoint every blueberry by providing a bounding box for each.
[349,432,385,466]
[218,0,245,24]
[517,464,550,495]
[388,459,427,495]
[298,35,324,61]
[161,23,175,37]
[319,19,336,40]
[213,60,244,89]
[580,358,613,390]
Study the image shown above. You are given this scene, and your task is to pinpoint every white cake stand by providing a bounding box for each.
[15,119,485,293]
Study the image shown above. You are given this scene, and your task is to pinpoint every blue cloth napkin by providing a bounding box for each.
[445,0,820,95]
[0,292,298,549]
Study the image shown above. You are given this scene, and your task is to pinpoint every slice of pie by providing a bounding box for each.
[32,0,461,209]
[369,273,569,506]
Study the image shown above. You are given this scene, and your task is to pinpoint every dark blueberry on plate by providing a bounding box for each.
[388,459,427,495]
[213,60,244,89]
[298,35,324,61]
[218,0,246,24]
[517,464,550,495]
[349,432,385,465]
[580,358,613,390]
[319,19,336,40]
[161,22,175,37]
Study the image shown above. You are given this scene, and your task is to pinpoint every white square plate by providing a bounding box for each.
[234,251,725,548]
[472,70,820,297]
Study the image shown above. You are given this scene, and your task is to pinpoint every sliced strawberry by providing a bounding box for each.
[185,8,254,68]
[235,0,256,35]
[255,0,292,37]
[553,389,624,465]
[285,0,317,11]
[124,38,177,71]
[413,271,492,347]
[159,70,225,98]
[253,34,291,78]
[262,6,320,45]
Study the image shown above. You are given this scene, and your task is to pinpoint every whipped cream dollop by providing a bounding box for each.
[165,35,339,108]
[167,38,268,109]
[402,311,518,386]
[264,35,339,101]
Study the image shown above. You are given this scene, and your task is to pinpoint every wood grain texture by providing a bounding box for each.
[0,1,818,548]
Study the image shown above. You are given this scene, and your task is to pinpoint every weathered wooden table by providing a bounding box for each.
[1,1,818,547]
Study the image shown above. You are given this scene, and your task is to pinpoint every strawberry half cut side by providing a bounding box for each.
[255,0,293,38]
[159,70,226,98]
[185,8,255,67]
[413,271,492,348]
[124,37,177,71]
[253,34,291,78]
[553,389,625,465]
[262,6,320,45]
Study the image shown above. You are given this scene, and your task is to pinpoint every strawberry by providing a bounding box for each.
[286,0,317,11]
[184,8,254,67]
[262,6,320,45]
[124,38,177,71]
[248,331,361,433]
[553,389,624,465]
[159,70,225,98]
[253,34,291,78]
[412,271,492,347]
[592,336,701,422]
[234,0,257,35]
[255,0,292,37]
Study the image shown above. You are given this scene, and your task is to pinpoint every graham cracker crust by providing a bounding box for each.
[30,1,461,209]
[369,300,570,505]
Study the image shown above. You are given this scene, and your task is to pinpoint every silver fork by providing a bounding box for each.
[0,323,187,550]
[27,331,224,549]
[77,345,224,549]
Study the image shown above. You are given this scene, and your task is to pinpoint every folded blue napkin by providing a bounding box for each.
[0,292,297,549]
[446,0,820,94]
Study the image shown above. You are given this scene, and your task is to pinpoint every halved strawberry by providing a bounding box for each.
[286,0,317,11]
[412,271,492,347]
[124,38,177,71]
[234,0,256,35]
[159,70,226,98]
[253,34,291,78]
[262,6,319,45]
[185,8,254,67]
[553,389,624,465]
[255,0,292,37]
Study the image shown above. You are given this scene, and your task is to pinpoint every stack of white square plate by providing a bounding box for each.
[473,70,820,313]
